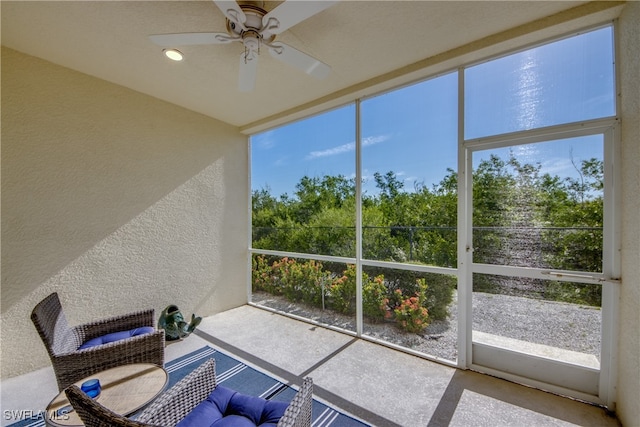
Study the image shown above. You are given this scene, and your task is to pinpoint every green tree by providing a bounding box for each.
[252,153,604,310]
[291,175,355,224]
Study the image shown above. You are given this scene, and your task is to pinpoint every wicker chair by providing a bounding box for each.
[31,292,165,391]
[65,358,314,427]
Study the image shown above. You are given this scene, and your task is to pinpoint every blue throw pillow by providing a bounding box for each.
[177,386,288,427]
[78,327,155,350]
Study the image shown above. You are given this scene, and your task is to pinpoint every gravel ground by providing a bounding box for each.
[252,291,601,362]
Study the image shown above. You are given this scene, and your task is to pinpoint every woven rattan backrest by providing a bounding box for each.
[31,293,80,355]
[278,377,313,427]
[65,385,157,427]
[137,358,217,426]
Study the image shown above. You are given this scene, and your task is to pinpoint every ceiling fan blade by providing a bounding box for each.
[149,32,235,47]
[262,1,339,35]
[212,0,247,30]
[268,42,330,79]
[238,52,258,92]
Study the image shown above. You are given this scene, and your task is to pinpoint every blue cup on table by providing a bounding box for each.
[80,379,101,398]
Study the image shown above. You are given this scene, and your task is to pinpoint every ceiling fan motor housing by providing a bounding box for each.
[242,29,261,51]
[226,3,276,51]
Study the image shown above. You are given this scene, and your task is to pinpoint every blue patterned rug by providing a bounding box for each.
[7,346,369,427]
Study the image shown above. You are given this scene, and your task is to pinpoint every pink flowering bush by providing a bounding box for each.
[254,257,433,333]
[329,264,357,314]
[393,295,430,333]
[387,279,430,332]
[362,274,388,320]
[252,255,280,294]
[329,265,387,319]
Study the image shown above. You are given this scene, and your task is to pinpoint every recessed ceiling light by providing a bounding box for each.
[163,49,184,61]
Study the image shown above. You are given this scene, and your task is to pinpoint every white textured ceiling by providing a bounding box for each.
[2,1,599,129]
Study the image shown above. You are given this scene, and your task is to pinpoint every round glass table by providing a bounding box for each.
[45,363,168,426]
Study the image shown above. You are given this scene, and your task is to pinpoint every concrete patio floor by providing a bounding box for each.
[1,305,620,426]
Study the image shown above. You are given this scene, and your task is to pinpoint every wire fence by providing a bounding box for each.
[253,225,602,270]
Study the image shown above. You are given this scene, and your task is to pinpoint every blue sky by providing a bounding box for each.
[251,27,614,199]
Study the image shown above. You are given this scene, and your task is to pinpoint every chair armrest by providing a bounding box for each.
[78,309,156,341]
[278,377,313,427]
[52,331,165,390]
[137,358,217,427]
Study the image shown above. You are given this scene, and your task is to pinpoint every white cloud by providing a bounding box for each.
[274,157,289,167]
[306,142,355,159]
[541,157,575,176]
[305,135,389,159]
[362,135,389,147]
[253,130,276,150]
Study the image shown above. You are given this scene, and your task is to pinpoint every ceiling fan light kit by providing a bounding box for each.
[150,0,337,92]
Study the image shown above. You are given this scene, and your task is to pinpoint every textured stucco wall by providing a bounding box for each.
[1,47,248,379]
[616,2,640,425]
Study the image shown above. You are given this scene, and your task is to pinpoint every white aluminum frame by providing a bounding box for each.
[247,20,620,409]
[463,119,620,406]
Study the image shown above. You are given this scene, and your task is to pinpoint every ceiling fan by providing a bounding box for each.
[149,0,338,92]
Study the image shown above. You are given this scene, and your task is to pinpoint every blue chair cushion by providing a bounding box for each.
[176,386,289,427]
[78,327,155,350]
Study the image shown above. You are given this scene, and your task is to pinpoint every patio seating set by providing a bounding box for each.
[31,293,313,427]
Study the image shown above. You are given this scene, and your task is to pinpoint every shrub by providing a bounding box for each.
[394,295,430,333]
[297,259,331,306]
[368,268,454,321]
[420,274,455,320]
[329,265,357,314]
[254,257,452,334]
[330,265,389,320]
[387,288,405,312]
[383,279,430,333]
[271,257,329,306]
[362,274,388,321]
[545,281,602,307]
[252,255,281,295]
